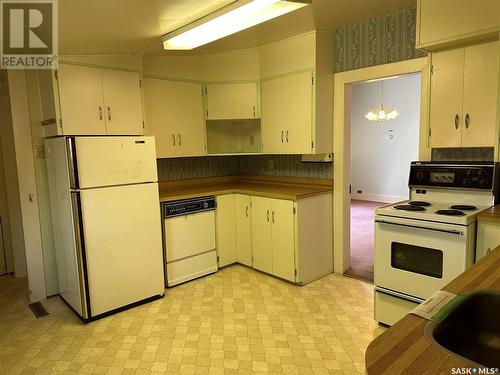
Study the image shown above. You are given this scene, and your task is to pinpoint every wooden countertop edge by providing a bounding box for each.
[159,186,332,202]
[365,247,500,374]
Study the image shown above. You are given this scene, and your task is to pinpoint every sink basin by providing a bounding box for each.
[425,290,500,368]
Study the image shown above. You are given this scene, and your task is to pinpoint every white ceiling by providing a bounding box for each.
[59,0,416,56]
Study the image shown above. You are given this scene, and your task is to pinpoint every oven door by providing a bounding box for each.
[374,215,471,300]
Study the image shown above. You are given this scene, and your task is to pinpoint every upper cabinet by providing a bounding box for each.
[143,77,206,158]
[40,63,144,136]
[430,41,499,148]
[261,71,313,154]
[417,0,500,50]
[259,31,334,154]
[205,83,259,120]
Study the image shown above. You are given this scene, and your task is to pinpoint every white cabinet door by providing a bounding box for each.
[235,194,252,267]
[261,77,286,153]
[176,81,205,157]
[479,223,500,261]
[283,71,313,153]
[216,194,237,267]
[102,69,143,135]
[261,71,313,153]
[143,78,205,158]
[429,48,465,147]
[271,199,295,282]
[206,83,258,120]
[58,64,106,135]
[251,196,273,274]
[462,41,499,147]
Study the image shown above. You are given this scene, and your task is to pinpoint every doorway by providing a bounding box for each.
[345,75,421,281]
[333,57,430,276]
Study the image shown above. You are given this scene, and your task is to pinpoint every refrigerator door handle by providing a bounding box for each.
[66,137,79,189]
[70,192,90,318]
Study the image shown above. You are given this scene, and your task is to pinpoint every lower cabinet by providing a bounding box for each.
[215,192,333,284]
[476,221,500,262]
[216,194,237,267]
[251,196,295,281]
[235,194,252,266]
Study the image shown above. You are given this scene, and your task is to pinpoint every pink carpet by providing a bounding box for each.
[344,200,385,282]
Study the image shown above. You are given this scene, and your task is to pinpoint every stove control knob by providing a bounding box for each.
[416,171,425,181]
[202,202,209,209]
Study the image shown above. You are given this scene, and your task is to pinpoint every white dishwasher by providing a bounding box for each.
[163,196,218,286]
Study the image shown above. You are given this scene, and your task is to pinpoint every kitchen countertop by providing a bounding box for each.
[158,175,333,202]
[478,205,500,224]
[365,246,500,374]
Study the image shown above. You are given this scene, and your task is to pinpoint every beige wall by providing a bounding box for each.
[0,70,27,278]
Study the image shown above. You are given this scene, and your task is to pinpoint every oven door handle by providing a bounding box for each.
[375,220,464,236]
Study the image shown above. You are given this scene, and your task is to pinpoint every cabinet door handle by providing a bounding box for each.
[98,106,103,120]
[281,131,284,143]
[245,206,248,217]
[107,106,111,121]
[286,130,289,143]
[178,133,181,146]
[465,113,470,129]
[454,114,460,130]
[253,106,256,117]
[267,209,269,222]
[272,210,275,223]
[172,134,176,146]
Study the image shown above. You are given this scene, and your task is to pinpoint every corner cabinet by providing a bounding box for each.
[214,192,333,285]
[205,82,259,120]
[259,31,334,154]
[39,63,144,136]
[429,40,499,148]
[142,77,206,158]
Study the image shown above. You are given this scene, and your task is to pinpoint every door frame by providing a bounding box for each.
[333,57,431,274]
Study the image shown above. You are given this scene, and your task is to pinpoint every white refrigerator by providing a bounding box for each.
[45,136,165,322]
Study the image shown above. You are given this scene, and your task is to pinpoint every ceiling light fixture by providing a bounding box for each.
[161,0,310,50]
[364,80,400,123]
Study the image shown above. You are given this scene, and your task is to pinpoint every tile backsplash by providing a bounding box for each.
[157,155,333,181]
[335,8,426,73]
[431,147,494,162]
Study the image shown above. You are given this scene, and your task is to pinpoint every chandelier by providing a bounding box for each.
[364,80,400,122]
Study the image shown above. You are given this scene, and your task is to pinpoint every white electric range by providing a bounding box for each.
[374,161,498,326]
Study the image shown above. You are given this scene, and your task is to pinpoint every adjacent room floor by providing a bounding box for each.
[345,200,385,282]
[0,266,383,375]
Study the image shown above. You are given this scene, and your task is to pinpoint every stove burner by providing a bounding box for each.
[436,209,465,216]
[394,204,426,211]
[408,201,431,207]
[450,205,477,211]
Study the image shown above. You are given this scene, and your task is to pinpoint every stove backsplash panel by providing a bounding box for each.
[431,147,494,162]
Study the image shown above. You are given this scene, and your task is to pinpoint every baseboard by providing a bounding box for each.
[351,193,406,204]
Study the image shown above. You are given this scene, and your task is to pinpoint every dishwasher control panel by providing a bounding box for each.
[164,196,216,218]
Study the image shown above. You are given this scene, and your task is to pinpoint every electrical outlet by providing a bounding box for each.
[357,190,362,194]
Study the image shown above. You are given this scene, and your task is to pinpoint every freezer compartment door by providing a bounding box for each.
[73,136,158,188]
[164,211,216,262]
[79,183,164,317]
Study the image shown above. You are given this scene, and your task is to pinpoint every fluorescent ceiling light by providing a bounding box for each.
[162,0,310,50]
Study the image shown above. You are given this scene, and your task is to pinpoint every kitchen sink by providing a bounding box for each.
[425,290,500,368]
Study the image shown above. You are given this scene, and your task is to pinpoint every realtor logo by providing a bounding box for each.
[1,0,57,69]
